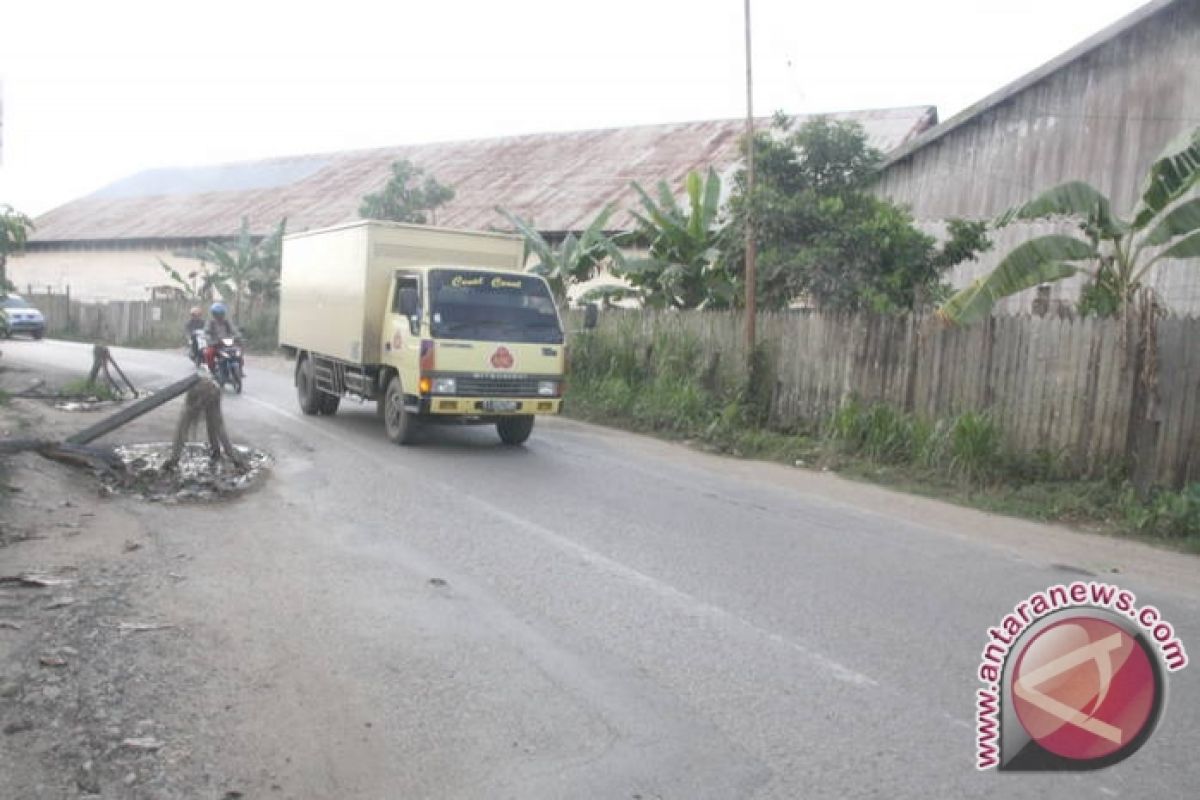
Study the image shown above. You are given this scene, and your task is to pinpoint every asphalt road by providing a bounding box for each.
[5,337,1198,799]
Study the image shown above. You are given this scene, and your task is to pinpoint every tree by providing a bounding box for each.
[160,218,286,312]
[939,126,1200,324]
[616,168,733,309]
[360,160,455,224]
[497,205,623,306]
[722,115,989,313]
[157,258,230,302]
[244,217,287,307]
[1,205,35,295]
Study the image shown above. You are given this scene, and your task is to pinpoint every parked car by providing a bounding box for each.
[0,294,46,339]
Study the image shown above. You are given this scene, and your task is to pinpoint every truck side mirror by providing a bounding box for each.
[583,303,599,330]
[398,286,419,317]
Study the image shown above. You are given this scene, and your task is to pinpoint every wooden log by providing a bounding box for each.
[0,438,123,473]
[38,443,126,473]
[0,437,55,454]
[104,351,139,397]
[86,344,108,385]
[65,373,199,446]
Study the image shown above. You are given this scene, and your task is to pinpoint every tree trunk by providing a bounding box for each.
[165,377,247,470]
[65,373,200,446]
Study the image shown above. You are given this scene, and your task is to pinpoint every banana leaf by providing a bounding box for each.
[1140,197,1200,246]
[496,207,556,270]
[994,181,1125,238]
[1131,127,1200,230]
[938,235,1095,325]
[1159,231,1200,261]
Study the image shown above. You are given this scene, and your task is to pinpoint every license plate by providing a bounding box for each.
[482,400,520,412]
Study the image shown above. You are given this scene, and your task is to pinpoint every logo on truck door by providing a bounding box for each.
[490,347,515,369]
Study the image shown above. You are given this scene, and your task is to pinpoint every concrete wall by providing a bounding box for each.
[876,0,1200,314]
[9,248,194,302]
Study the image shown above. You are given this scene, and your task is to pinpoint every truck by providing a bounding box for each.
[278,220,573,445]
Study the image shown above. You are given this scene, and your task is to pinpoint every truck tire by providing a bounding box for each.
[383,376,419,445]
[296,356,321,415]
[318,391,340,416]
[496,415,535,445]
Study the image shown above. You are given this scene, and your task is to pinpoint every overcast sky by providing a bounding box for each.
[0,0,1149,216]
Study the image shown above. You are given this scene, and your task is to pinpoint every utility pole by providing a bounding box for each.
[743,0,757,355]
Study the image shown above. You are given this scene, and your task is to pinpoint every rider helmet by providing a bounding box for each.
[210,302,227,317]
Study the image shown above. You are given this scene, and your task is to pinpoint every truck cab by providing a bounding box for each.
[378,266,566,444]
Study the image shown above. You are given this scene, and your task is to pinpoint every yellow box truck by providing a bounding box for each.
[278,221,570,445]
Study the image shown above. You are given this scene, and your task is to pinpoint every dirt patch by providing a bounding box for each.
[0,366,262,799]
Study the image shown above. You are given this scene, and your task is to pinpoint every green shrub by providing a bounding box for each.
[825,399,918,464]
[1120,483,1200,542]
[239,309,280,353]
[61,378,121,401]
[946,411,1002,485]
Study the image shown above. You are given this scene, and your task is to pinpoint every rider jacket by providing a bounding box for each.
[205,317,240,342]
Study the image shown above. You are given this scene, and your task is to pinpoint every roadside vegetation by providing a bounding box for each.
[939,126,1200,322]
[1,204,36,295]
[359,159,455,224]
[59,377,122,401]
[566,325,1200,552]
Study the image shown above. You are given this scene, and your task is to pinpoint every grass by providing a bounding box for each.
[566,329,1200,553]
[60,377,122,401]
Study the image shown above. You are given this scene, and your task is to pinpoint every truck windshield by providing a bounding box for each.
[428,270,563,344]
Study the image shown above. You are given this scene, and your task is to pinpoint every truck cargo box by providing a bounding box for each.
[278,221,524,365]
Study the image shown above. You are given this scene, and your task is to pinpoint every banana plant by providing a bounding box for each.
[157,258,231,301]
[202,216,288,319]
[496,204,622,305]
[619,168,733,309]
[939,127,1200,324]
[1,205,35,294]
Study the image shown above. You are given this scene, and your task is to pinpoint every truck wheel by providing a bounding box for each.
[296,356,321,415]
[318,392,340,415]
[496,415,535,445]
[383,376,419,445]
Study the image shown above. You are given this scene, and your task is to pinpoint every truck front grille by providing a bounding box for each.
[454,376,542,397]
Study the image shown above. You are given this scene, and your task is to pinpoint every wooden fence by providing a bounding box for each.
[22,292,276,350]
[590,309,1200,489]
[25,291,197,347]
[18,292,1199,487]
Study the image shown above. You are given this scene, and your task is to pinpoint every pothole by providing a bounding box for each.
[100,442,272,502]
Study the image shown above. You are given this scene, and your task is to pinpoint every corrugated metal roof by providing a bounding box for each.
[32,107,935,243]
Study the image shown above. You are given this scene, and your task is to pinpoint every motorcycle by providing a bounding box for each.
[188,329,207,367]
[213,337,245,393]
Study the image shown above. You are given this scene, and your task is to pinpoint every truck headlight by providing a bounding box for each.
[537,381,559,397]
[432,377,457,395]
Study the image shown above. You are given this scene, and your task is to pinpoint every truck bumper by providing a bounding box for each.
[424,397,563,415]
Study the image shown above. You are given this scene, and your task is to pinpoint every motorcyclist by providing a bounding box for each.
[185,307,205,364]
[203,302,244,375]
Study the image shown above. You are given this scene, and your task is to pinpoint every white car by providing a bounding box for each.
[0,294,47,339]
